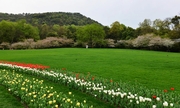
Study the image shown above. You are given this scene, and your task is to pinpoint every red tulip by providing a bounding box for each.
[152,95,157,99]
[92,76,95,81]
[164,90,168,93]
[62,68,66,71]
[170,87,175,91]
[76,73,79,80]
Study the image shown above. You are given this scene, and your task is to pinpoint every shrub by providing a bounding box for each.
[10,37,74,49]
[105,39,115,48]
[115,34,176,51]
[171,41,180,52]
[11,42,27,49]
[116,40,133,48]
[0,42,10,50]
[148,37,174,51]
[11,39,35,49]
[132,34,153,48]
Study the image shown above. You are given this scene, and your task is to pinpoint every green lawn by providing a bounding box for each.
[0,85,24,108]
[0,48,180,92]
[0,48,180,107]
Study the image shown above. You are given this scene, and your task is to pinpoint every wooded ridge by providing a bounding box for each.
[0,12,101,26]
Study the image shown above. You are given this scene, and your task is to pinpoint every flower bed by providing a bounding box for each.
[0,61,180,108]
[0,69,92,108]
[0,61,49,70]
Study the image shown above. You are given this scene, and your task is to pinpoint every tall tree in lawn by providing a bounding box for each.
[66,25,77,40]
[14,19,27,41]
[48,24,60,37]
[103,26,110,39]
[122,26,136,39]
[23,23,40,41]
[171,15,180,27]
[0,20,16,43]
[169,15,180,39]
[50,25,67,37]
[120,24,128,39]
[39,24,49,39]
[138,19,154,35]
[76,23,105,47]
[58,26,67,37]
[153,19,170,37]
[109,21,125,41]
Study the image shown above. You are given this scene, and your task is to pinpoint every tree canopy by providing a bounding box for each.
[76,23,105,47]
[0,12,101,26]
[0,20,39,43]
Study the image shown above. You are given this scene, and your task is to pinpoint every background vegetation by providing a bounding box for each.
[0,12,180,51]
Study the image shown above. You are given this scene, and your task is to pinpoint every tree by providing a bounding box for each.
[169,16,180,39]
[76,23,105,47]
[58,26,67,37]
[0,20,16,43]
[23,23,39,40]
[39,24,49,39]
[0,20,40,44]
[153,19,163,30]
[15,20,40,41]
[169,26,180,39]
[139,19,152,28]
[103,26,110,39]
[153,19,170,37]
[109,21,125,41]
[171,15,180,27]
[66,25,77,40]
[137,19,154,35]
[122,27,135,39]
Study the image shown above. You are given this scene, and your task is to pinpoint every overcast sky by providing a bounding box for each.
[0,0,180,28]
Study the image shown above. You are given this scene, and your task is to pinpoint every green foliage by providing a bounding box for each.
[19,22,39,41]
[109,21,124,40]
[65,25,78,40]
[0,20,16,43]
[0,12,101,26]
[171,15,180,27]
[0,20,40,44]
[39,24,49,39]
[122,27,136,39]
[76,24,105,47]
[137,16,180,39]
[137,19,154,35]
[152,19,170,37]
[108,21,135,40]
[103,26,110,38]
[168,16,180,39]
[1,12,180,50]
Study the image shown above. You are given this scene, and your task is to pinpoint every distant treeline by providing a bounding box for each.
[0,12,180,52]
[0,12,100,26]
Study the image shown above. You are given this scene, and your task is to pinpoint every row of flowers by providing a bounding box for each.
[0,61,50,70]
[0,62,180,107]
[0,69,92,108]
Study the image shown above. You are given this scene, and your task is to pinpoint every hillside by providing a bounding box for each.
[0,12,101,26]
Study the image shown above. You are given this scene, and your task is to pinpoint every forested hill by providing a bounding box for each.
[0,12,101,26]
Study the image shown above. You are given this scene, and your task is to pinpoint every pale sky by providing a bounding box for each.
[0,0,180,28]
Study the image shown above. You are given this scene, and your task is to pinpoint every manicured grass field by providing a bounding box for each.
[0,86,24,108]
[1,48,180,91]
[0,48,180,107]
